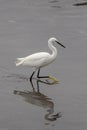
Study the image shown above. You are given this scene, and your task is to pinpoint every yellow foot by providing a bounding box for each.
[48,76,59,84]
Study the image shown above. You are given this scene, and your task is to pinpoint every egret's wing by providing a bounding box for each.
[25,52,50,60]
[23,52,50,67]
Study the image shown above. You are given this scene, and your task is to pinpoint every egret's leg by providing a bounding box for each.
[30,71,36,81]
[30,79,35,91]
[37,68,49,79]
[37,68,59,83]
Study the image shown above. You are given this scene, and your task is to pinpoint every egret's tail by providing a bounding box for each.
[15,58,24,66]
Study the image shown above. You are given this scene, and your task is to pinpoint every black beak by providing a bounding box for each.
[56,41,66,48]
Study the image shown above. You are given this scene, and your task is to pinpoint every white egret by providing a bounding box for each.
[15,37,66,81]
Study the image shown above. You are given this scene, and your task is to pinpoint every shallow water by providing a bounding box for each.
[0,0,87,130]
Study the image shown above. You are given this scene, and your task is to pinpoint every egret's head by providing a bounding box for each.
[48,37,58,44]
[48,37,66,48]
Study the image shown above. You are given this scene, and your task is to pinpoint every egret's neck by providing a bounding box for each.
[48,41,57,58]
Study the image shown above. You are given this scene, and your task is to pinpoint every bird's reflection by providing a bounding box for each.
[13,79,62,121]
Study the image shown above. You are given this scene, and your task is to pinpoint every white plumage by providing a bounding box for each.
[15,52,51,67]
[15,37,65,81]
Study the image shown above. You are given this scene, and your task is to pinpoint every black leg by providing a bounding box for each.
[37,68,40,78]
[30,71,36,82]
[30,79,35,91]
[37,68,49,79]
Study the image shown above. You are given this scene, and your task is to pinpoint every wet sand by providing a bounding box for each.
[0,0,87,130]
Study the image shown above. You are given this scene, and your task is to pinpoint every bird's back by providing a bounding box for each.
[15,52,51,67]
[25,52,50,60]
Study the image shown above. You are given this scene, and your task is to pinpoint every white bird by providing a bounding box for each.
[15,37,66,81]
